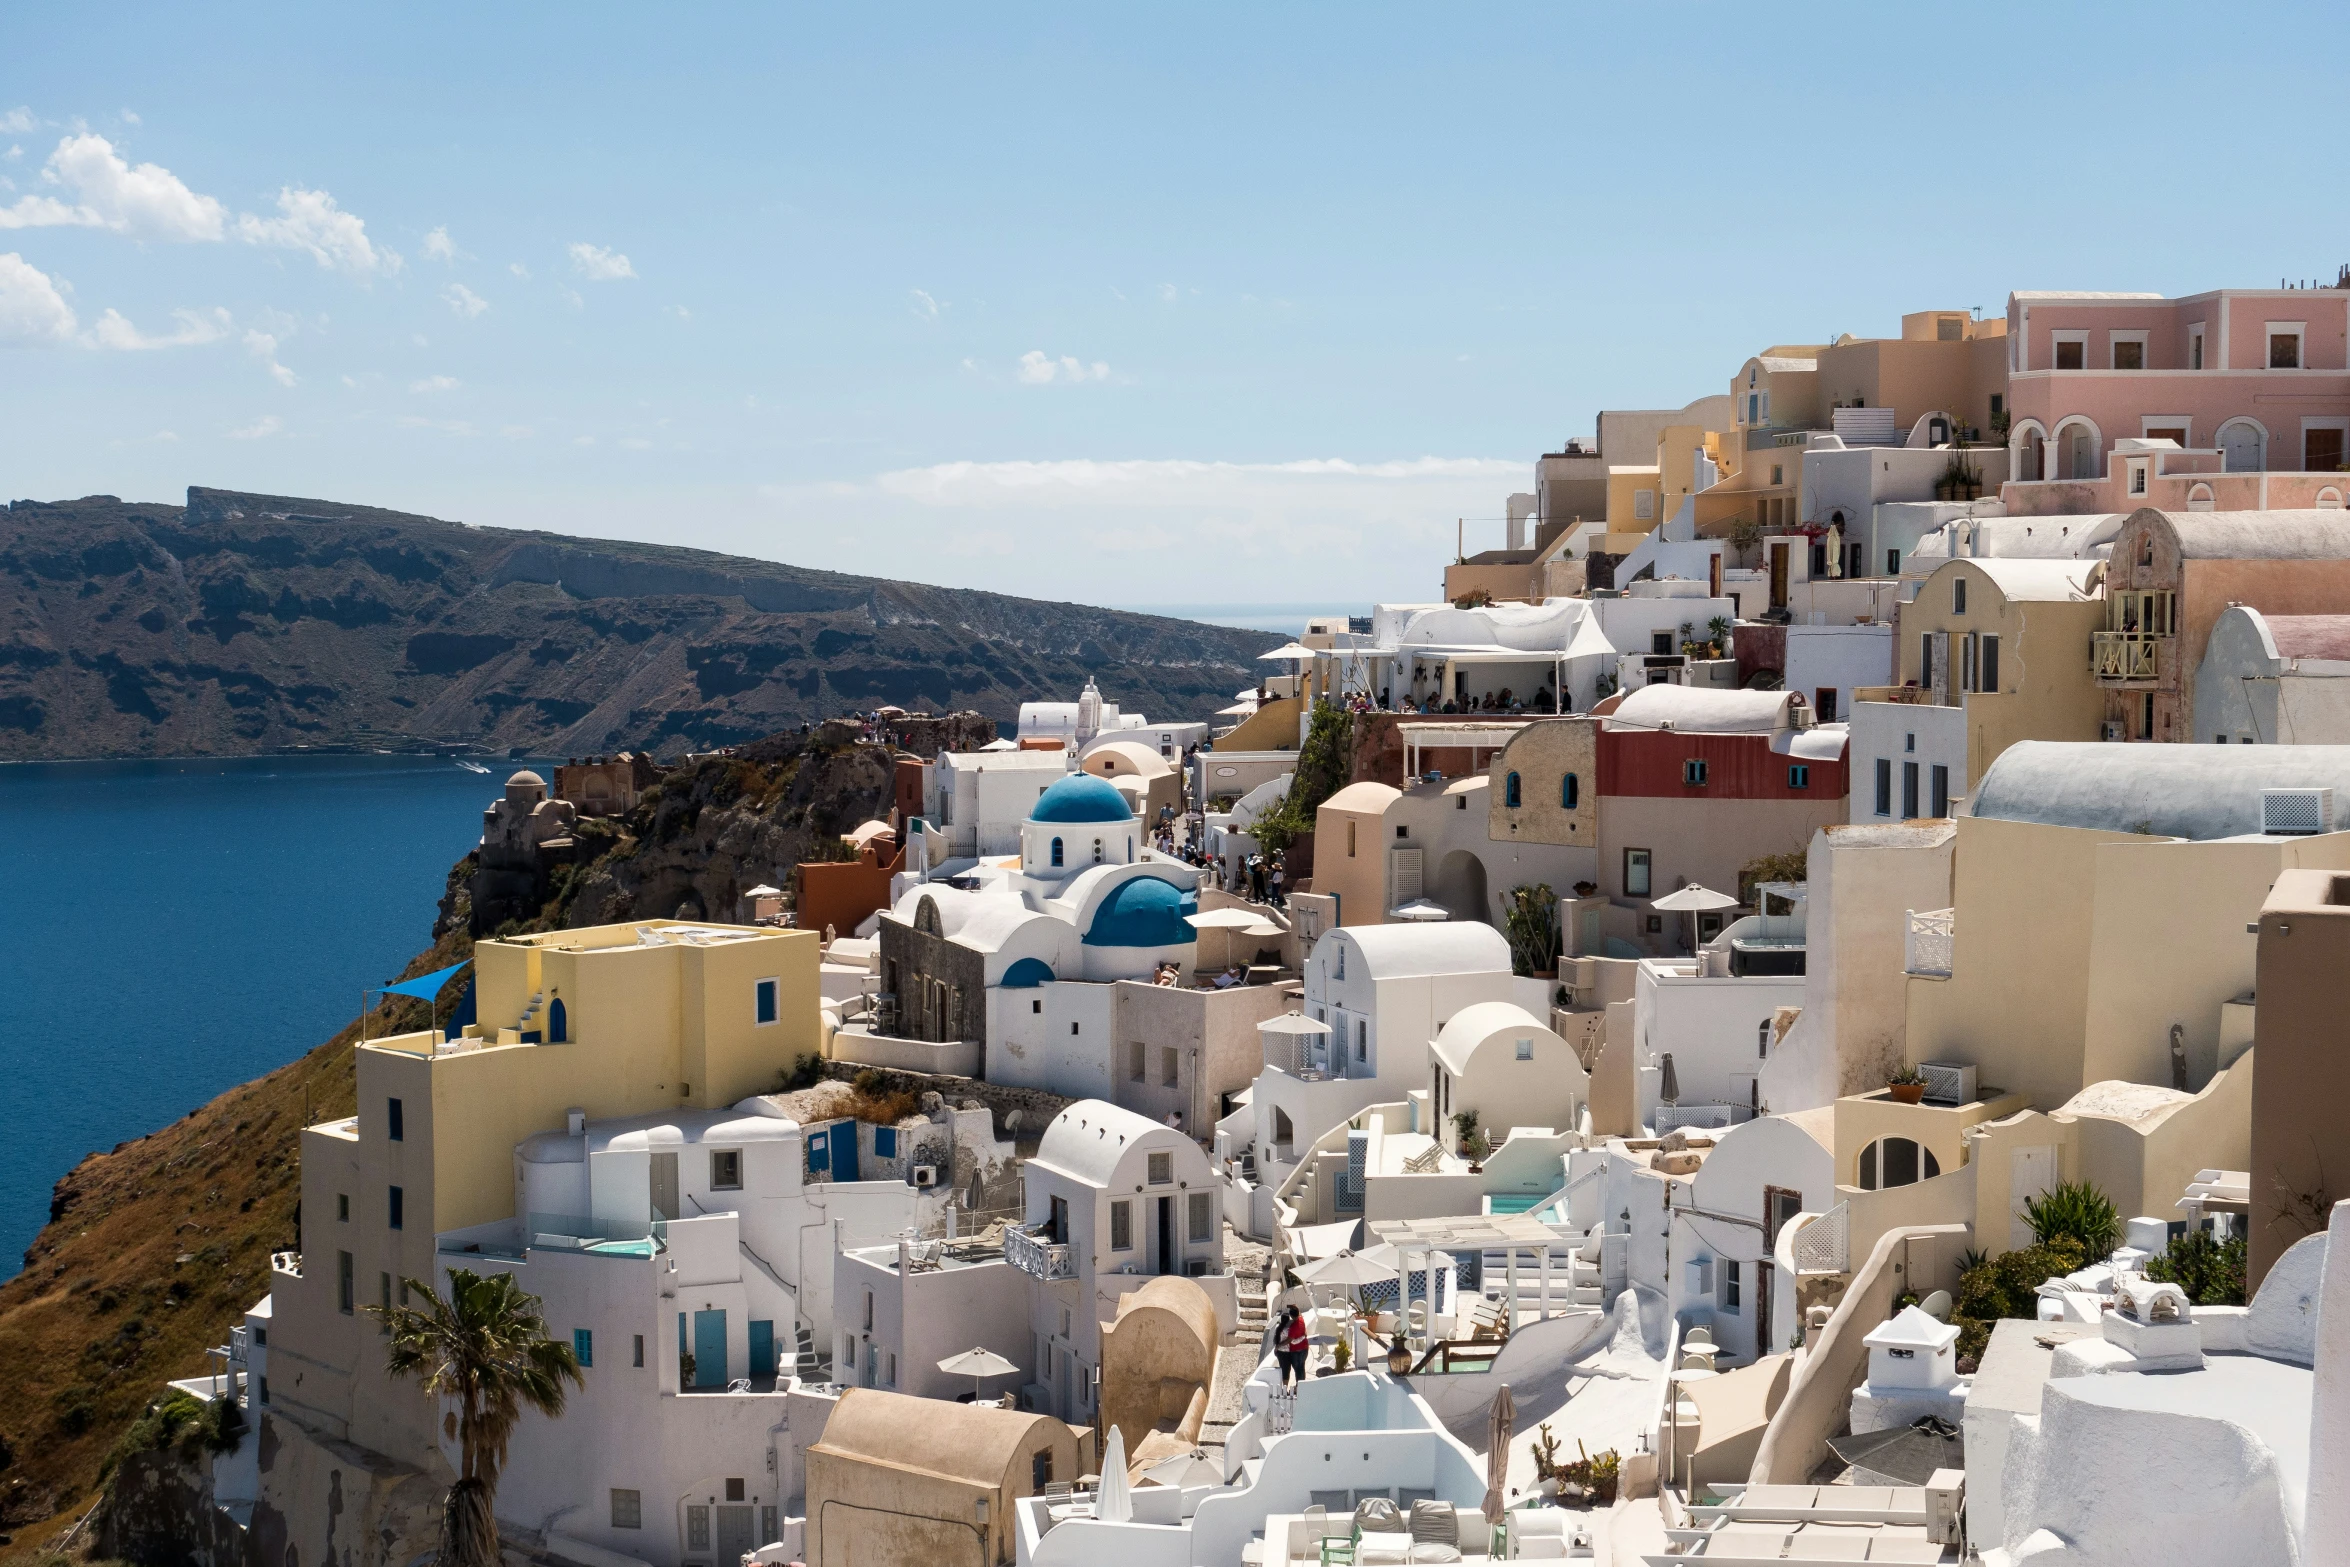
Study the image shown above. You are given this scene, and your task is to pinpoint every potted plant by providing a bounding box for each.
[1332,1330,1353,1374]
[1387,1330,1414,1376]
[1887,1066,1927,1105]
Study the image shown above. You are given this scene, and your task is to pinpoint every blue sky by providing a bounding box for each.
[4,3,2343,608]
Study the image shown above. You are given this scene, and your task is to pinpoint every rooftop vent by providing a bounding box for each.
[2262,787,2334,837]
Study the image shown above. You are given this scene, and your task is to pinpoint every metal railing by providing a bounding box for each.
[1905,908,1954,978]
[1004,1224,1077,1282]
[2091,632,2164,681]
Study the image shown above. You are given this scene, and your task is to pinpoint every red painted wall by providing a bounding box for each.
[1598,729,1846,800]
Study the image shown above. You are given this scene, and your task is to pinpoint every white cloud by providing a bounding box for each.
[569,242,635,281]
[88,305,230,350]
[242,328,296,385]
[409,374,460,393]
[558,285,583,310]
[1016,350,1111,385]
[665,303,690,322]
[421,225,456,263]
[397,415,474,436]
[619,436,652,450]
[500,425,534,440]
[508,261,530,279]
[1157,282,1178,303]
[237,187,400,277]
[754,453,1529,603]
[0,251,75,342]
[443,282,488,318]
[3,146,21,163]
[121,109,140,125]
[0,109,34,136]
[0,133,226,239]
[228,414,281,440]
[910,288,941,321]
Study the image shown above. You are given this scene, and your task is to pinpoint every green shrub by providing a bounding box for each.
[1249,702,1354,857]
[1951,1236,2087,1361]
[2024,1181,2120,1258]
[100,1389,240,1479]
[2145,1229,2247,1305]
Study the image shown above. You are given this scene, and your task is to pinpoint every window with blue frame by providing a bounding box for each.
[1051,836,1064,867]
[755,978,778,1026]
[1504,771,1521,808]
[875,1127,898,1159]
[1788,765,1810,789]
[1561,773,1579,809]
[574,1328,593,1367]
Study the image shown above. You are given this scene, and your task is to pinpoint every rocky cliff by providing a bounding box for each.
[0,487,1276,760]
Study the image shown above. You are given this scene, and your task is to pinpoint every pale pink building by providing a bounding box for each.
[2002,285,2350,516]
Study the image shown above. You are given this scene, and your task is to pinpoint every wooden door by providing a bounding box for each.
[1769,543,1790,608]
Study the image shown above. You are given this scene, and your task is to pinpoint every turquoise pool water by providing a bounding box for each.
[1486,1193,1548,1214]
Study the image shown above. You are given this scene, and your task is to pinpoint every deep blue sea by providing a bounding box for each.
[0,755,534,1274]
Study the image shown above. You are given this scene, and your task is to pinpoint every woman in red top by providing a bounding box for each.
[1277,1304,1309,1387]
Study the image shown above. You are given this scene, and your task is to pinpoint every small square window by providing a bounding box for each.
[1148,1151,1173,1185]
[1683,759,1709,787]
[726,1478,746,1503]
[875,1127,898,1159]
[2055,339,2085,370]
[1032,998,1042,1014]
[2271,331,2302,369]
[1515,1038,1533,1061]
[1645,915,1663,934]
[754,977,779,1026]
[1788,765,1810,788]
[710,1150,742,1190]
[2112,339,2144,370]
[611,1489,643,1530]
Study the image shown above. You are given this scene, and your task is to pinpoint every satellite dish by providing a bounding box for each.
[1918,1289,1954,1322]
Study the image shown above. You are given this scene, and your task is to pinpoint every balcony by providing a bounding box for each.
[1003,1224,1076,1282]
[2092,632,2166,684]
[1905,908,1953,978]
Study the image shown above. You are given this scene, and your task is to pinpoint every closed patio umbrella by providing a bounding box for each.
[1483,1383,1515,1523]
[1096,1424,1133,1522]
[1659,1051,1680,1108]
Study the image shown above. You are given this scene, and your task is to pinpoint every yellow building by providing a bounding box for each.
[1880,557,2105,785]
[271,920,821,1477]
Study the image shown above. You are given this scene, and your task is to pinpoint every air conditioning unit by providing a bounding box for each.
[910,1164,940,1188]
[2262,787,2334,836]
[2102,721,2124,742]
[1917,1061,1978,1107]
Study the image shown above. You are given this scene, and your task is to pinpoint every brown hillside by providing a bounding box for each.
[0,731,901,1559]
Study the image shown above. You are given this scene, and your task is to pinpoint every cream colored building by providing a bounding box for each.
[805,1388,1084,1567]
[1852,557,2104,821]
[264,920,822,1560]
[1312,773,1593,930]
[1427,1000,1589,1157]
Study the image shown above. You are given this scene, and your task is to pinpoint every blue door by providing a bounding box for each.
[693,1309,727,1387]
[748,1319,776,1381]
[831,1123,859,1182]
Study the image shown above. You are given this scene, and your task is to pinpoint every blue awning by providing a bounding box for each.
[380,960,469,1001]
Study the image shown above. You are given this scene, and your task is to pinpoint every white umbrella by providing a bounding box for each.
[1649,884,1739,912]
[1298,1249,1399,1289]
[1185,908,1268,929]
[1389,898,1451,922]
[1217,701,1260,717]
[1097,1424,1133,1522]
[1258,642,1319,662]
[936,1345,1019,1401]
[1140,1448,1224,1490]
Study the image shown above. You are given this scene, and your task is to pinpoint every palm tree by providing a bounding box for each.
[376,1268,584,1567]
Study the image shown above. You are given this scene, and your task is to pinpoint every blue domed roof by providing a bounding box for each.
[1083,876,1198,949]
[1031,773,1135,824]
[1001,957,1056,988]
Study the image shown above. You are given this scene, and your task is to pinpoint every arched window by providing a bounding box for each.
[548,995,568,1044]
[1050,837,1064,868]
[1857,1137,1942,1191]
[1562,773,1580,809]
[1505,771,1522,808]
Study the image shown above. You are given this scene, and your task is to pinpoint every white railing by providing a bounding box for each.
[1904,908,1954,978]
[1003,1225,1076,1282]
[1655,1104,1752,1135]
[1792,1203,1849,1275]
